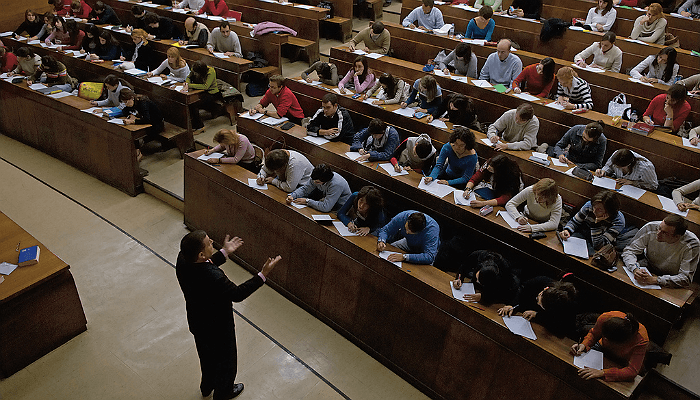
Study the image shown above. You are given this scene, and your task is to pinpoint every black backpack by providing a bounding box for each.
[317,1,334,18]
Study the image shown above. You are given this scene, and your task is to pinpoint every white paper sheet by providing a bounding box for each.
[27,40,40,45]
[365,53,384,59]
[312,214,333,221]
[418,179,455,198]
[197,152,225,161]
[565,167,576,176]
[29,83,47,90]
[560,236,589,259]
[0,31,13,37]
[247,178,268,189]
[497,210,520,229]
[81,107,103,114]
[618,185,646,200]
[480,138,502,146]
[513,92,539,101]
[332,87,351,95]
[351,49,367,55]
[454,190,475,206]
[682,138,700,149]
[574,349,604,369]
[622,266,662,290]
[344,151,368,163]
[212,52,229,59]
[260,116,288,125]
[124,68,147,76]
[0,262,18,275]
[303,135,330,146]
[546,101,565,110]
[108,118,125,125]
[502,316,537,340]
[450,281,476,302]
[48,91,73,99]
[461,38,485,46]
[291,202,307,209]
[333,221,358,237]
[379,163,409,177]
[629,77,654,87]
[294,4,315,9]
[239,112,263,120]
[429,119,448,129]
[670,12,693,19]
[471,79,493,88]
[551,158,568,167]
[433,69,449,77]
[392,107,416,117]
[571,63,606,73]
[569,26,584,31]
[297,79,322,86]
[592,176,617,190]
[147,76,166,85]
[532,151,548,160]
[379,251,402,268]
[451,75,469,82]
[657,194,688,217]
[624,38,649,45]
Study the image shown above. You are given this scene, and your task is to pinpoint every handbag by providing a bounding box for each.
[591,243,618,271]
[77,82,104,100]
[607,93,630,117]
[572,167,593,182]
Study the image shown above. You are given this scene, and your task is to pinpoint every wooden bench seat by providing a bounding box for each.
[160,122,193,158]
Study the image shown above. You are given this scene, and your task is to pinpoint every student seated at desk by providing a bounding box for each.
[582,0,617,32]
[251,75,305,125]
[463,154,523,207]
[118,29,160,72]
[678,0,700,18]
[184,60,221,134]
[390,134,437,174]
[306,93,355,143]
[479,39,522,87]
[377,211,441,265]
[175,0,206,11]
[8,47,41,77]
[560,191,628,254]
[338,56,376,95]
[466,6,495,41]
[125,6,149,33]
[91,74,131,107]
[348,22,390,55]
[87,30,122,61]
[595,149,659,191]
[180,17,210,48]
[512,57,555,97]
[79,24,99,55]
[642,84,690,132]
[549,121,607,171]
[198,0,230,16]
[257,149,314,192]
[120,88,165,160]
[69,0,92,20]
[286,164,352,213]
[571,311,648,381]
[508,0,542,19]
[499,274,579,339]
[678,73,700,96]
[402,0,446,31]
[622,215,699,287]
[424,127,478,190]
[206,21,242,58]
[506,178,562,233]
[362,73,410,105]
[429,93,480,129]
[555,67,594,110]
[13,9,43,39]
[487,103,539,151]
[630,3,667,45]
[0,47,18,74]
[350,118,400,162]
[301,61,339,86]
[46,18,85,52]
[401,75,442,117]
[203,129,259,173]
[48,0,71,16]
[88,1,121,26]
[452,250,521,304]
[33,13,55,42]
[338,186,388,236]
[573,32,623,73]
[148,47,190,82]
[630,47,678,86]
[145,13,180,41]
[673,177,700,212]
[434,42,477,78]
[474,0,503,12]
[27,55,77,93]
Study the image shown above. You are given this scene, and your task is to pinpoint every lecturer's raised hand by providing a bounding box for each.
[222,234,244,254]
[261,255,281,277]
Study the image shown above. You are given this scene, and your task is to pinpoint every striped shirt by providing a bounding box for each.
[557,77,593,109]
[563,201,625,250]
[602,150,658,191]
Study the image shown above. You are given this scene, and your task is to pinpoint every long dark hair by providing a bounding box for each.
[63,19,81,44]
[189,60,210,84]
[651,46,677,84]
[378,73,399,98]
[540,57,555,84]
[352,185,384,221]
[353,56,369,83]
[99,30,120,48]
[486,154,522,197]
[40,55,60,71]
[318,62,333,80]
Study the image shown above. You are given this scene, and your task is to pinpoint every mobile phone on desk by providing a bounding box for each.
[529,232,546,239]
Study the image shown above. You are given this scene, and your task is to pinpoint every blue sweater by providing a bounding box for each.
[337,192,388,235]
[378,210,440,265]
[350,126,400,161]
[466,18,495,41]
[429,143,478,187]
[405,78,443,116]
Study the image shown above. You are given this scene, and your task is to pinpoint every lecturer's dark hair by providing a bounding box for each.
[180,230,207,263]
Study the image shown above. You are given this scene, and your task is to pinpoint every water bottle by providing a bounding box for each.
[449,25,454,38]
[674,75,683,84]
[630,110,638,123]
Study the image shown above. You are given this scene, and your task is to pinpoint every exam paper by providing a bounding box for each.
[0,31,13,37]
[297,79,322,86]
[108,118,125,125]
[147,76,166,85]
[81,107,102,114]
[333,221,358,237]
[622,266,661,290]
[418,179,455,198]
[497,211,519,229]
[450,281,476,302]
[471,79,493,88]
[29,83,47,90]
[629,77,654,87]
[560,236,589,259]
[592,176,617,190]
[571,63,605,73]
[451,75,469,82]
[365,53,384,59]
[618,185,645,200]
[260,116,288,125]
[247,178,268,189]
[238,112,263,120]
[573,349,604,370]
[429,119,448,129]
[312,214,333,221]
[532,151,548,160]
[545,101,565,110]
[291,202,307,209]
[513,92,539,102]
[379,251,402,268]
[352,49,367,55]
[197,152,224,161]
[392,107,416,117]
[682,138,700,149]
[503,316,537,340]
[48,91,73,99]
[345,151,368,162]
[124,68,147,76]
[433,69,449,77]
[657,194,688,217]
[0,262,18,275]
[480,138,502,146]
[379,163,408,177]
[454,190,475,206]
[551,158,568,167]
[461,38,485,46]
[212,52,229,59]
[303,135,330,146]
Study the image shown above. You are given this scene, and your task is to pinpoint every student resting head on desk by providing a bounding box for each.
[505,178,562,233]
[453,250,521,304]
[301,61,339,86]
[27,55,78,93]
[424,127,478,190]
[337,186,388,236]
[463,154,523,208]
[571,311,648,381]
[88,1,122,26]
[512,57,555,97]
[499,274,579,339]
[69,0,92,20]
[286,164,353,213]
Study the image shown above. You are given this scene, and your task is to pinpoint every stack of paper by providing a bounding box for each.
[657,194,688,217]
[592,176,617,190]
[560,236,589,259]
[392,107,416,117]
[379,251,402,268]
[622,266,661,289]
[260,116,288,125]
[497,211,519,229]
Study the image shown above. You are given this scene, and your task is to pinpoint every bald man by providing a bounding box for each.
[179,17,210,47]
[479,39,522,86]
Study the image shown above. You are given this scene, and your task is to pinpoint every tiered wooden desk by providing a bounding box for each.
[0,211,87,378]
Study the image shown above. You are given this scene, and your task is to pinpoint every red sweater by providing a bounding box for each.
[1,49,18,73]
[467,165,514,206]
[199,0,230,16]
[69,1,92,19]
[512,64,554,98]
[618,0,638,5]
[643,94,691,132]
[54,0,72,16]
[581,311,648,382]
[260,86,305,119]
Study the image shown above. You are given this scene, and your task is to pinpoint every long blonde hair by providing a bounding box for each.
[213,129,240,149]
[419,75,438,103]
[131,28,148,45]
[166,47,187,69]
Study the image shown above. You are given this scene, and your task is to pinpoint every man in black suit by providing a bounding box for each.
[176,230,280,399]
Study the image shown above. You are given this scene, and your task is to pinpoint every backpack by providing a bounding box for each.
[317,1,334,18]
[540,18,570,42]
